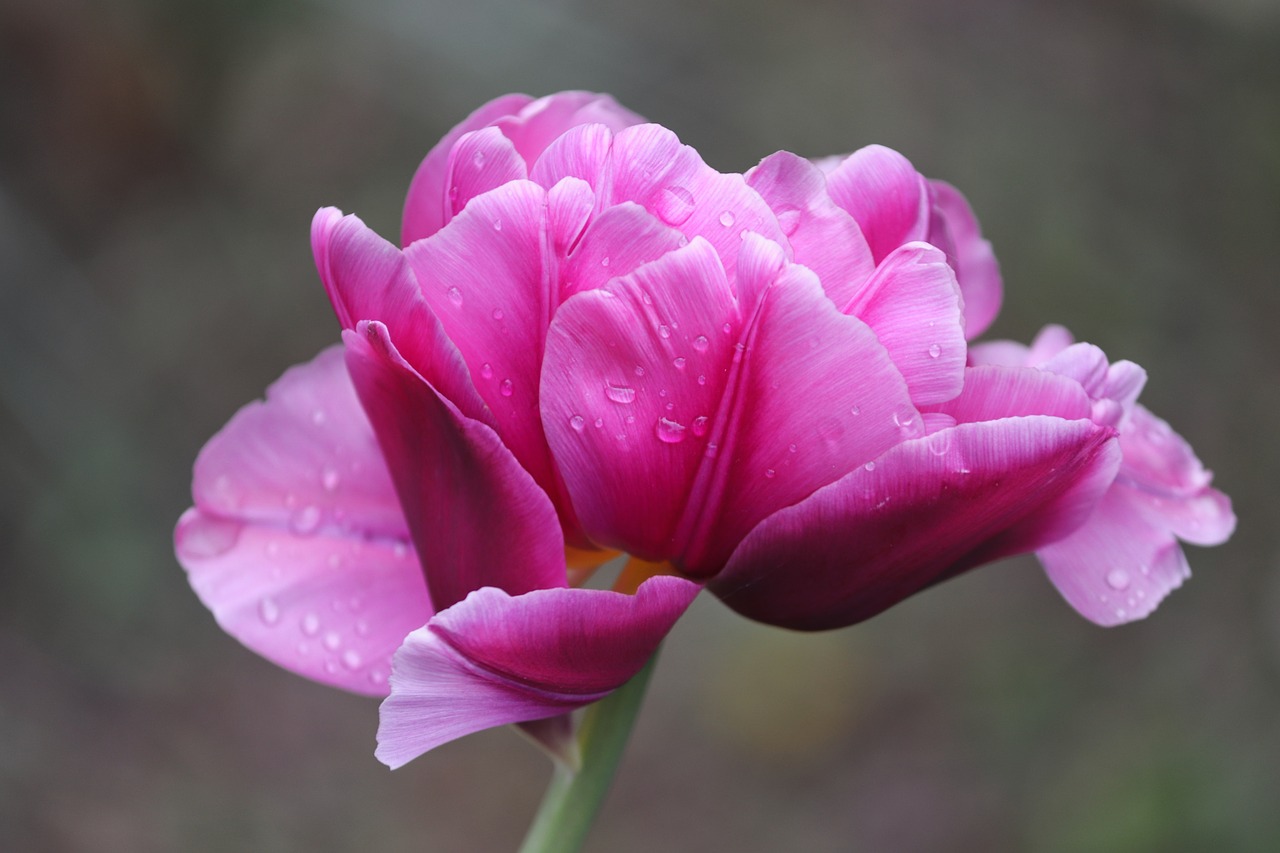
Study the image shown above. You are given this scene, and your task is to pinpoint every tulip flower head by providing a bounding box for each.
[176,91,1234,773]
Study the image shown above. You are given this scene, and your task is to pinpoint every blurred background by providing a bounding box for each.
[2,0,1278,849]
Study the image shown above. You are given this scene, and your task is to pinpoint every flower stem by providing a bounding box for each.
[517,652,659,853]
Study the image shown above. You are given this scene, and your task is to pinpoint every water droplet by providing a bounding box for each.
[369,669,388,686]
[625,415,636,424]
[642,291,653,306]
[1139,563,1150,576]
[492,219,503,231]
[605,384,636,404]
[259,597,281,626]
[892,409,919,435]
[705,442,719,458]
[658,324,671,339]
[593,418,604,429]
[321,466,340,492]
[864,461,876,472]
[301,612,321,637]
[480,362,494,379]
[1115,608,1128,620]
[775,205,802,235]
[697,374,707,386]
[323,631,341,651]
[788,443,797,453]
[692,335,709,353]
[492,308,504,321]
[291,505,322,535]
[499,378,514,397]
[569,414,586,431]
[764,468,776,479]
[342,649,363,669]
[601,256,611,268]
[1106,568,1131,590]
[355,619,371,637]
[447,286,463,307]
[722,322,732,335]
[928,344,942,359]
[473,149,486,167]
[927,431,952,456]
[732,342,745,363]
[664,402,675,412]
[634,365,646,377]
[176,514,243,559]
[324,660,339,674]
[719,211,736,228]
[657,186,696,225]
[673,356,687,370]
[655,417,687,444]
[851,405,861,416]
[691,416,709,437]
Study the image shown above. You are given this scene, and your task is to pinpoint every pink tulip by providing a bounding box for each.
[175,91,1231,770]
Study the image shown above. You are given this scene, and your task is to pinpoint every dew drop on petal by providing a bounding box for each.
[499,378,514,397]
[480,362,494,379]
[593,417,604,429]
[492,308,504,321]
[691,415,709,437]
[788,443,797,453]
[323,631,341,651]
[569,414,586,432]
[321,466,340,492]
[775,206,802,236]
[473,150,486,167]
[1106,568,1131,590]
[764,468,776,479]
[634,365,646,377]
[659,324,671,339]
[447,286,463,307]
[928,431,952,456]
[722,323,732,335]
[291,505,322,536]
[928,344,942,359]
[864,461,876,472]
[492,219,502,231]
[697,374,707,386]
[657,186,695,225]
[355,620,371,637]
[605,384,636,404]
[851,405,861,416]
[705,442,719,458]
[369,669,388,686]
[673,356,687,370]
[655,417,687,444]
[692,335,709,353]
[719,211,735,228]
[301,612,321,637]
[601,256,611,268]
[258,597,281,626]
[342,649,363,670]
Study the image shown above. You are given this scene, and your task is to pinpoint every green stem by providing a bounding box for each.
[517,653,659,853]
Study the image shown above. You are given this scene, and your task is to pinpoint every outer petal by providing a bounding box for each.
[402,93,535,244]
[375,576,700,768]
[825,145,929,263]
[929,181,1002,339]
[843,242,967,407]
[441,127,528,226]
[176,346,428,696]
[1038,488,1194,626]
[745,151,875,308]
[711,417,1120,630]
[311,208,487,423]
[344,322,566,611]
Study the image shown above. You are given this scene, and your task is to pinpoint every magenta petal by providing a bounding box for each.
[1038,488,1194,626]
[442,127,528,226]
[929,181,1003,339]
[402,93,535,245]
[311,208,487,423]
[825,145,929,263]
[542,239,738,559]
[494,91,644,167]
[711,417,1119,630]
[935,364,1093,424]
[375,576,700,768]
[344,322,567,610]
[745,151,875,308]
[843,242,966,407]
[529,123,616,192]
[559,202,688,300]
[176,346,429,696]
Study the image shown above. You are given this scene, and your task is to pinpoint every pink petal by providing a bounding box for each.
[607,124,790,294]
[1038,488,1194,627]
[375,576,700,768]
[492,91,644,168]
[928,181,1003,339]
[558,202,688,300]
[843,242,966,407]
[403,180,564,511]
[441,127,528,227]
[745,151,875,307]
[542,238,739,560]
[711,417,1120,630]
[825,145,929,263]
[176,346,428,696]
[344,322,567,610]
[933,364,1093,424]
[402,93,535,244]
[529,123,616,192]
[311,208,488,423]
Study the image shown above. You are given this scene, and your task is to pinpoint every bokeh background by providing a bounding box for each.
[2,0,1278,850]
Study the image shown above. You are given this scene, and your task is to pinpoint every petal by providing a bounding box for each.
[542,238,738,560]
[607,124,790,296]
[375,576,700,768]
[711,417,1120,630]
[403,181,563,505]
[928,181,1003,339]
[176,346,428,696]
[529,123,616,192]
[1037,488,1193,627]
[344,322,567,611]
[441,127,528,226]
[311,208,488,423]
[825,145,929,262]
[843,242,966,407]
[745,151,875,307]
[402,93,535,245]
[558,201,688,300]
[493,91,644,167]
[933,364,1093,424]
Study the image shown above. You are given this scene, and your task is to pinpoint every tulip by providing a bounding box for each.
[175,92,1232,819]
